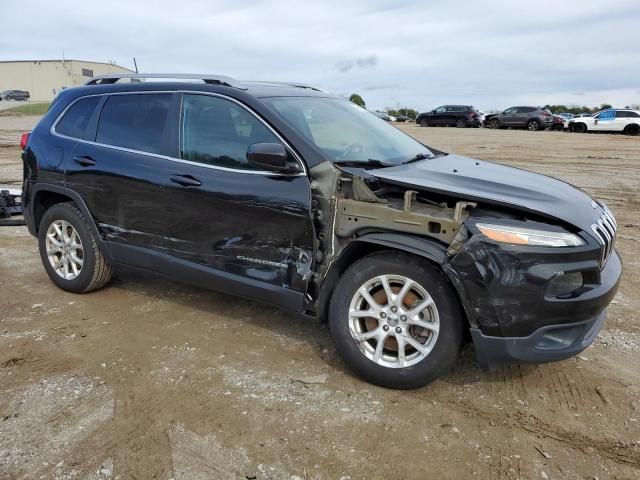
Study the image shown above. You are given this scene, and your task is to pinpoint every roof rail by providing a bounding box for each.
[85,73,247,89]
[244,81,328,93]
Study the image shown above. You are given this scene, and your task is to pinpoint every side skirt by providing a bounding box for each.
[106,242,304,313]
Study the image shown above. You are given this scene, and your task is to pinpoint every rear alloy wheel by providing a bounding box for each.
[456,118,466,128]
[527,119,540,131]
[329,252,463,389]
[38,202,113,293]
[624,124,639,136]
[573,122,587,133]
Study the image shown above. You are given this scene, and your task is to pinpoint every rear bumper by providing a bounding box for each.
[471,311,605,369]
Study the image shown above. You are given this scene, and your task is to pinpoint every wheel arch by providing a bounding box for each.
[314,232,474,329]
[30,184,111,260]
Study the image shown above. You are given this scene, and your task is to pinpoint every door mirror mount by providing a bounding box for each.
[247,143,297,173]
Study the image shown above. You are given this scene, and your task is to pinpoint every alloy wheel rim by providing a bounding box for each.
[348,274,439,368]
[46,220,84,280]
[528,121,538,130]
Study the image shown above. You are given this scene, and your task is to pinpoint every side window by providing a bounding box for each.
[518,107,535,113]
[617,111,639,118]
[180,94,281,170]
[96,94,172,155]
[434,106,447,113]
[503,107,517,114]
[596,110,615,120]
[55,96,100,139]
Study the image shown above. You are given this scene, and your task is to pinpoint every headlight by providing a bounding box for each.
[476,223,585,247]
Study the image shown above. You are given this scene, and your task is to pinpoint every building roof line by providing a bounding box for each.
[0,59,134,71]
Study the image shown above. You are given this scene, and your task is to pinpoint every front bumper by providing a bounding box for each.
[471,311,605,369]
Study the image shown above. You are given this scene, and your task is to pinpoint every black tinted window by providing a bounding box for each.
[96,94,172,154]
[56,96,100,139]
[617,111,639,118]
[180,94,280,170]
[518,107,536,113]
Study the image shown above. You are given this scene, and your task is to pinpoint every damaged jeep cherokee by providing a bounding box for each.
[21,74,621,389]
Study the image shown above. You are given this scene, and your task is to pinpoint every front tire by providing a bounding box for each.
[419,118,430,127]
[328,252,463,389]
[489,119,500,129]
[573,122,587,133]
[38,202,113,293]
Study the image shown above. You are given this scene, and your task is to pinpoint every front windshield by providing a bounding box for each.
[263,97,433,165]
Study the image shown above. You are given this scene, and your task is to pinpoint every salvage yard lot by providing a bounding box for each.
[1,115,639,479]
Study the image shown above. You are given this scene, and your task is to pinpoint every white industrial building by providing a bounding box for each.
[0,60,135,101]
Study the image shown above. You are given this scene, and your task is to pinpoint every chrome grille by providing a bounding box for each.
[590,205,617,266]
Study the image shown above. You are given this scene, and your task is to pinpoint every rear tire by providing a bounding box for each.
[38,202,113,293]
[328,252,463,389]
[527,119,540,131]
[624,124,639,136]
[456,118,466,128]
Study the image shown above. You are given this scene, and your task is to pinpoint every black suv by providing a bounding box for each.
[21,74,621,389]
[484,106,553,131]
[416,105,480,128]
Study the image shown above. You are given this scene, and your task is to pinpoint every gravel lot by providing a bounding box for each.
[1,115,639,479]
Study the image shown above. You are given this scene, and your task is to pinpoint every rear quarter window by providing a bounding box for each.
[96,94,172,155]
[55,96,101,139]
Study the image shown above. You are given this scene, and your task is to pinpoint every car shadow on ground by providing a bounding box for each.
[103,266,514,390]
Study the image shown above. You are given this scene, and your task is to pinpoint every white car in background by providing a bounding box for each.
[569,109,640,135]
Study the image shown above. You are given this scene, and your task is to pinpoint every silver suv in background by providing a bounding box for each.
[484,106,553,131]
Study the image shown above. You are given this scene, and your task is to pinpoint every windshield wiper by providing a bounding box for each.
[402,152,431,165]
[334,159,396,168]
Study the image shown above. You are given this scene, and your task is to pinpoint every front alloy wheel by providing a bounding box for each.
[328,252,463,389]
[349,274,439,368]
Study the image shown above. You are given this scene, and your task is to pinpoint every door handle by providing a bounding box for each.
[170,174,202,187]
[73,155,96,167]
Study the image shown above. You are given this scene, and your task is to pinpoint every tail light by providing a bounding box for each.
[469,112,477,118]
[20,132,30,150]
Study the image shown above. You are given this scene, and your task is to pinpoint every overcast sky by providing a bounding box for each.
[2,0,639,111]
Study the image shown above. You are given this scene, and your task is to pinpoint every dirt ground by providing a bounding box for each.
[1,115,639,480]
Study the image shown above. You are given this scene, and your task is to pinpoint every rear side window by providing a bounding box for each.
[55,96,100,139]
[518,107,536,113]
[96,94,172,155]
[180,94,280,170]
[617,111,639,118]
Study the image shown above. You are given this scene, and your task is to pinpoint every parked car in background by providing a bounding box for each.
[19,73,622,389]
[394,115,408,122]
[575,113,592,118]
[484,106,553,131]
[416,105,480,128]
[551,115,567,131]
[557,112,574,121]
[0,90,30,101]
[569,109,640,135]
[373,111,391,121]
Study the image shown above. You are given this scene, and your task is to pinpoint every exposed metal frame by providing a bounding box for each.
[50,90,307,177]
[85,73,247,90]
